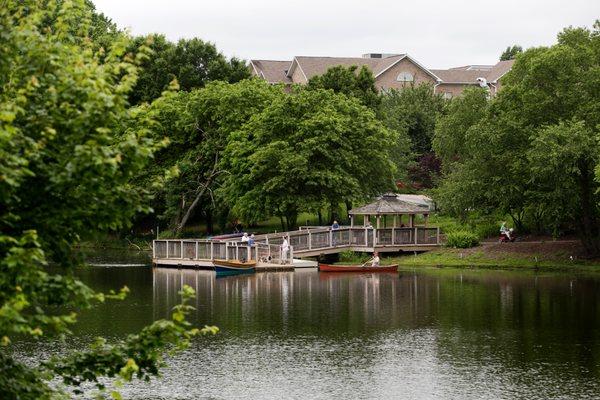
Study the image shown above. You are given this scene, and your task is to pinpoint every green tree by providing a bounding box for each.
[307,65,381,110]
[434,21,600,252]
[128,35,251,104]
[144,79,283,234]
[379,83,445,186]
[500,45,523,61]
[220,87,397,230]
[0,1,214,397]
[433,87,489,165]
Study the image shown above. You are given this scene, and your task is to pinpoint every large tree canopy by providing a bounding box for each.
[220,87,398,230]
[434,21,600,253]
[306,65,381,110]
[379,83,445,187]
[0,1,213,397]
[143,79,283,233]
[128,35,250,104]
[500,45,523,61]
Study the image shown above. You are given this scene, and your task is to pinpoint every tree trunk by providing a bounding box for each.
[285,209,298,231]
[279,214,286,231]
[318,210,323,226]
[175,155,221,236]
[205,208,213,235]
[344,200,353,224]
[175,185,210,236]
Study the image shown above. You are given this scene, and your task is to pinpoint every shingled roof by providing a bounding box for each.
[250,60,293,83]
[430,60,515,84]
[349,193,432,215]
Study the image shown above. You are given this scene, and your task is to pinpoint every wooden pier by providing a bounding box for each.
[152,226,440,269]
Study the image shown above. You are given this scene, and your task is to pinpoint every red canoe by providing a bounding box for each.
[318,264,398,272]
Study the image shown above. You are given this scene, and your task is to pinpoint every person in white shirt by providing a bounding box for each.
[241,232,249,242]
[369,252,380,267]
[281,237,289,263]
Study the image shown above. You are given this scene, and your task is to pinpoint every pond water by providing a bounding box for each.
[14,251,600,399]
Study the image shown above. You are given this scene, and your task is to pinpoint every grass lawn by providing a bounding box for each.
[387,240,600,272]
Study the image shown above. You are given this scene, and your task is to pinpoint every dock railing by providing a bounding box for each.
[252,226,440,253]
[152,239,294,265]
[153,226,440,264]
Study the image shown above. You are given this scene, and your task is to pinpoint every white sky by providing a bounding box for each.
[93,0,598,69]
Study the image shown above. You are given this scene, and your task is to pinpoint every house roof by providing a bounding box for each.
[250,60,293,83]
[431,60,515,84]
[287,55,404,80]
[430,68,487,84]
[349,193,432,215]
[251,55,515,87]
[487,60,515,82]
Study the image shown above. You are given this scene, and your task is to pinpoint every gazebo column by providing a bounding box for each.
[376,216,381,229]
[393,215,397,227]
[409,214,415,228]
[350,215,354,227]
[424,214,429,228]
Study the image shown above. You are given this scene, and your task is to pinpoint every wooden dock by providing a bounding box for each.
[152,226,440,270]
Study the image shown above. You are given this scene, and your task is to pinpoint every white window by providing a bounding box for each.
[443,92,453,100]
[396,71,414,82]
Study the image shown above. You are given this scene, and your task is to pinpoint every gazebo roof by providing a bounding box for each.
[349,193,432,215]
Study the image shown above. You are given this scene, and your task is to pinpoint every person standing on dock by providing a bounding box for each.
[248,234,255,246]
[331,220,340,245]
[281,237,289,264]
[241,232,249,242]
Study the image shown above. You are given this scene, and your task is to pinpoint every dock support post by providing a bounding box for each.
[437,227,440,244]
[152,240,156,259]
[166,241,169,259]
[329,229,333,248]
[364,228,368,247]
[392,228,395,245]
[195,241,198,260]
[414,228,418,244]
[308,231,312,250]
[180,240,183,259]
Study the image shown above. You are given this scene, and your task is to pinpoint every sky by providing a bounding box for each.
[93,0,598,69]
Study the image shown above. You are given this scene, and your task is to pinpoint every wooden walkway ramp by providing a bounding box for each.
[152,226,440,269]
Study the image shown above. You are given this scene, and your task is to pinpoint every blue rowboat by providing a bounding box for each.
[213,260,256,276]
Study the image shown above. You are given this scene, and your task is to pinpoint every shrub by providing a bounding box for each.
[446,231,479,248]
[475,222,499,239]
[339,250,370,264]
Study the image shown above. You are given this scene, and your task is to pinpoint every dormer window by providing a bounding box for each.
[396,71,414,82]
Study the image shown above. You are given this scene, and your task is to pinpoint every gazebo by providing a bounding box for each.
[349,193,433,229]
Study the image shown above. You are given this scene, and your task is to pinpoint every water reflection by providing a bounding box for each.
[14,265,600,399]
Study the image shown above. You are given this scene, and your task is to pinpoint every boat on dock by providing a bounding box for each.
[318,263,398,273]
[213,259,256,276]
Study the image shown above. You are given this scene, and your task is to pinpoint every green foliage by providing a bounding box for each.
[128,35,250,104]
[445,231,479,248]
[500,45,523,61]
[474,221,501,239]
[379,84,445,187]
[339,250,370,264]
[144,79,283,231]
[220,87,398,229]
[379,83,445,155]
[0,1,214,397]
[433,87,489,165]
[307,65,381,110]
[433,20,600,254]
